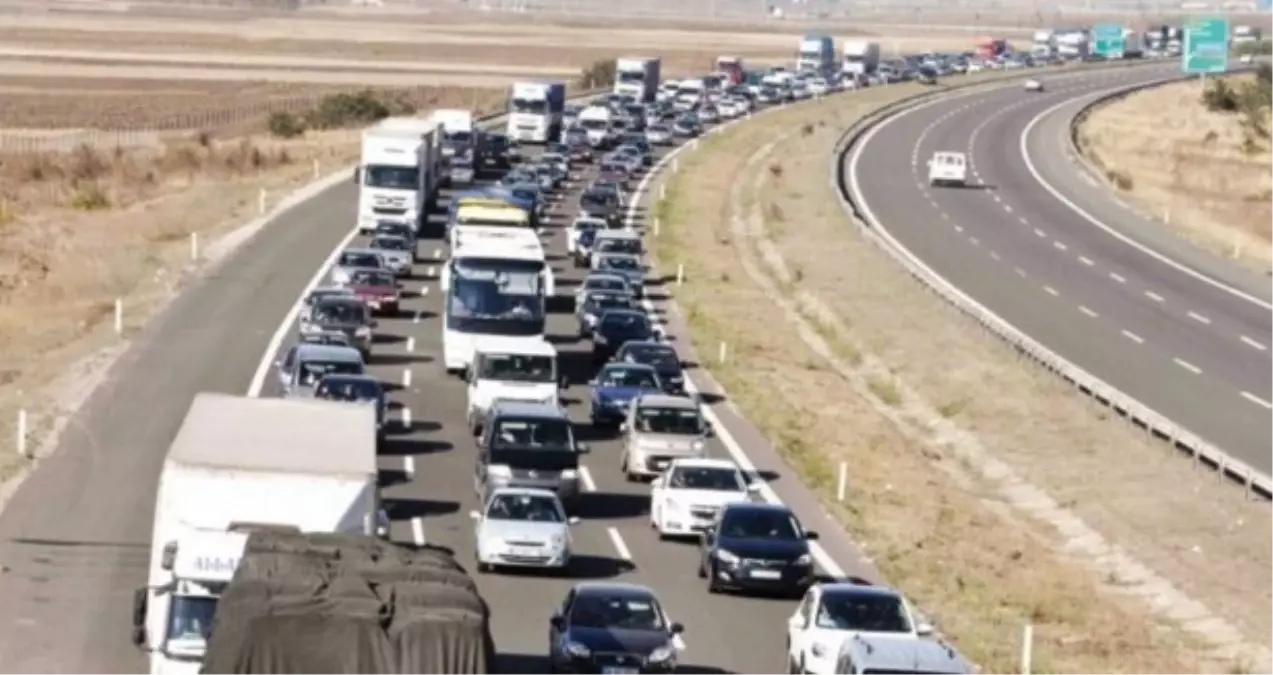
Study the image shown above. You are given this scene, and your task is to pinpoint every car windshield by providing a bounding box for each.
[600,312,648,333]
[298,359,363,388]
[371,237,410,251]
[350,270,395,287]
[315,377,381,402]
[599,366,658,389]
[636,406,702,435]
[622,345,678,369]
[308,289,351,306]
[720,509,801,540]
[485,493,563,523]
[375,223,412,238]
[478,353,554,383]
[339,252,382,268]
[668,465,744,491]
[816,592,913,633]
[599,256,640,272]
[313,301,364,324]
[362,165,418,190]
[491,418,573,452]
[596,238,640,255]
[585,293,630,313]
[569,593,666,631]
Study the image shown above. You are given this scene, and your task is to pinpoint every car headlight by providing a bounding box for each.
[564,641,591,658]
[810,641,828,658]
[715,549,740,565]
[648,644,675,663]
[355,326,371,338]
[795,553,813,566]
[594,334,608,345]
[488,465,511,479]
[691,440,705,452]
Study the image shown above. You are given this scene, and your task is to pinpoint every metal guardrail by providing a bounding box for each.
[828,63,1273,501]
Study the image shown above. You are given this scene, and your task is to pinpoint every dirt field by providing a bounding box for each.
[650,81,1272,672]
[1077,75,1273,274]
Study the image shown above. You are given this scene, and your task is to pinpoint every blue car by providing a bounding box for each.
[588,362,662,428]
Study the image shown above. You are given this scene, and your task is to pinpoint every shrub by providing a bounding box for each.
[1106,169,1134,191]
[305,90,413,130]
[70,183,111,210]
[267,111,307,139]
[577,59,616,90]
[1201,78,1240,112]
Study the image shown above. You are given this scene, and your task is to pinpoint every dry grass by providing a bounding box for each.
[0,84,504,486]
[1078,76,1273,274]
[649,78,1272,673]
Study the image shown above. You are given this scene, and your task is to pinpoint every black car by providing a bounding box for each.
[476,132,512,174]
[592,309,655,363]
[698,502,818,597]
[577,290,636,338]
[614,341,685,394]
[548,582,684,674]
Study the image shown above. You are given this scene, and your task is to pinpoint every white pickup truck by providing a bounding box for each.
[927,151,968,188]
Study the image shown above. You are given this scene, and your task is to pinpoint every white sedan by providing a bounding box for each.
[786,582,935,675]
[649,458,757,538]
[1023,78,1044,92]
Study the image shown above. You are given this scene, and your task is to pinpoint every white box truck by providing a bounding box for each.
[130,393,384,674]
[355,118,443,234]
[506,81,567,144]
[841,40,881,76]
[614,57,662,103]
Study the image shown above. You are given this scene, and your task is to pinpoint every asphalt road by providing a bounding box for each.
[846,64,1273,474]
[0,91,888,673]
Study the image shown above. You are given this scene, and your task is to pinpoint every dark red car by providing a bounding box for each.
[346,268,401,316]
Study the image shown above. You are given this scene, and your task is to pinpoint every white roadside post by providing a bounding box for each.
[190,232,200,261]
[16,409,28,459]
[676,264,685,286]
[1020,624,1034,675]
[312,158,320,179]
[653,217,661,237]
[258,188,267,215]
[114,298,123,335]
[836,462,848,501]
[717,341,728,364]
[659,183,666,201]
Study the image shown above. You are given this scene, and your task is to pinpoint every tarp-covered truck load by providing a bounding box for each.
[202,531,495,674]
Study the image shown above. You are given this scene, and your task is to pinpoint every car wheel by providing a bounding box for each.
[706,563,722,594]
[787,656,800,674]
[697,557,707,579]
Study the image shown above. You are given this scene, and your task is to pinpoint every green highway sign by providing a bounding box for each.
[1183,16,1230,74]
[1092,23,1125,58]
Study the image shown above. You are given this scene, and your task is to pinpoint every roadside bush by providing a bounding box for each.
[267,111,307,139]
[1234,39,1273,56]
[305,90,416,130]
[1106,169,1134,191]
[577,59,616,90]
[1200,67,1272,146]
[69,183,111,210]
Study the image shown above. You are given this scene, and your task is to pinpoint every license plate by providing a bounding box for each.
[512,547,539,557]
[750,569,781,580]
[602,668,638,675]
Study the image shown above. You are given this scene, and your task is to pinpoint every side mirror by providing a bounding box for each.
[576,443,591,454]
[670,622,685,635]
[916,622,935,636]
[568,516,581,525]
[468,510,481,520]
[550,615,565,630]
[559,375,570,390]
[618,422,628,433]
[131,588,148,648]
[745,483,762,494]
[805,530,820,540]
[703,422,715,438]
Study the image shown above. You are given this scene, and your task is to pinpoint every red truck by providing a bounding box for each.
[715,56,744,85]
[975,37,1008,58]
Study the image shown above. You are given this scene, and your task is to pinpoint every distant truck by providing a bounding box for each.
[975,36,1009,58]
[131,393,384,675]
[715,55,744,86]
[1120,28,1144,59]
[1233,24,1262,44]
[431,108,477,186]
[613,57,662,103]
[841,40,881,75]
[506,80,566,144]
[355,118,444,234]
[796,33,837,76]
[1055,29,1090,59]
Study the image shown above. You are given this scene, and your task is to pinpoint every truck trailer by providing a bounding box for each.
[613,57,662,103]
[131,393,383,674]
[356,118,444,234]
[841,40,881,75]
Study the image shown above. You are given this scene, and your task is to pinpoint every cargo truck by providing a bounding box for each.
[613,57,662,103]
[715,55,744,85]
[131,393,384,675]
[796,33,836,76]
[355,118,444,235]
[506,81,566,144]
[432,109,477,186]
[841,40,881,75]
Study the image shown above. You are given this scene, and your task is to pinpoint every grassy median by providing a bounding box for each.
[648,74,1270,673]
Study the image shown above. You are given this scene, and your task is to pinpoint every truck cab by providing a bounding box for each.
[507,81,566,144]
[466,337,566,435]
[614,57,662,103]
[355,119,443,234]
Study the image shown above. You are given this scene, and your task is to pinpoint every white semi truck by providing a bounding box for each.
[841,40,881,76]
[506,80,567,144]
[355,117,444,234]
[432,108,477,185]
[130,393,384,674]
[613,57,662,103]
[796,33,836,77]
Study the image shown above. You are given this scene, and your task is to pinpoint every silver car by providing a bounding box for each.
[592,252,645,297]
[574,271,632,306]
[620,393,712,481]
[331,248,387,286]
[275,343,366,398]
[471,487,578,573]
[368,234,413,275]
[645,124,673,146]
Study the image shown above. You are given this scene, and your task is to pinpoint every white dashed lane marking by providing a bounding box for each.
[1043,285,1059,297]
[1034,228,1046,237]
[1078,305,1098,318]
[1173,358,1202,374]
[1053,241,1067,251]
[1122,330,1145,344]
[1145,290,1165,303]
[405,336,415,352]
[1241,391,1273,410]
[1109,272,1127,283]
[1078,255,1094,266]
[1186,311,1211,325]
[402,368,412,388]
[1240,335,1268,351]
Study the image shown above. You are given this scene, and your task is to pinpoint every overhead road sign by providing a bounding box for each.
[1183,16,1230,74]
[1092,23,1125,58]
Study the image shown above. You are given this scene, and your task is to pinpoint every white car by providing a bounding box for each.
[806,78,830,96]
[471,487,579,573]
[926,151,968,188]
[649,458,757,538]
[1023,78,1044,92]
[965,60,985,73]
[786,582,935,675]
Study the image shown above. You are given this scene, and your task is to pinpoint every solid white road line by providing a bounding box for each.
[607,527,633,561]
[1240,391,1273,410]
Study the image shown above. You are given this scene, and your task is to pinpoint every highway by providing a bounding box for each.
[0,94,884,673]
[845,63,1273,475]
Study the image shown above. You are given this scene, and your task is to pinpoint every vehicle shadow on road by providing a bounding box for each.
[374,353,434,367]
[577,492,648,520]
[384,498,460,520]
[379,436,453,457]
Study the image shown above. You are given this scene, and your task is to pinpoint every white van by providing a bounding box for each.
[927,151,968,188]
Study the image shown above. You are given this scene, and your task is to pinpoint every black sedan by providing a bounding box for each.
[697,502,818,597]
[614,341,685,394]
[592,309,655,364]
[548,582,684,674]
